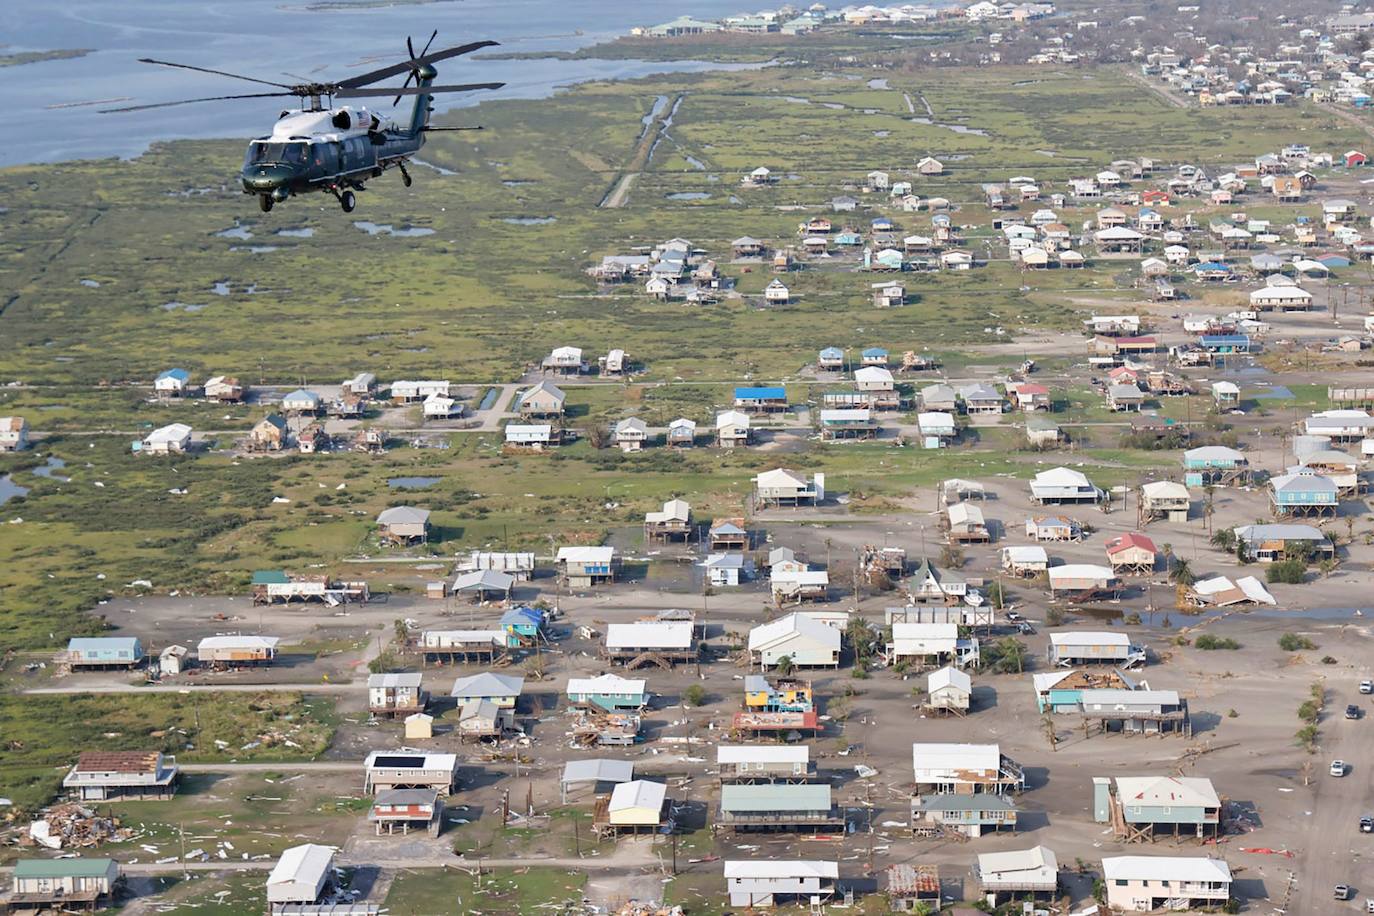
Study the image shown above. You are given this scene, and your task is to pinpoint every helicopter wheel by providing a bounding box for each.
[401,170,412,188]
[258,194,274,213]
[340,190,356,213]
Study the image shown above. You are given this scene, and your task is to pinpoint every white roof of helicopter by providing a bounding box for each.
[265,106,385,143]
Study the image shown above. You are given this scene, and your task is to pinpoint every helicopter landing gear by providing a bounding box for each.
[258,194,274,213]
[332,187,356,213]
[399,163,412,188]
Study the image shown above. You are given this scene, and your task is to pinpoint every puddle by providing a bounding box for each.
[79,279,100,288]
[784,96,811,104]
[822,102,845,110]
[353,221,435,237]
[501,179,535,187]
[1253,385,1294,399]
[684,155,706,171]
[230,245,279,253]
[184,304,207,312]
[873,130,890,138]
[388,476,442,489]
[31,457,69,483]
[411,159,456,176]
[867,78,889,89]
[276,227,314,238]
[909,117,988,136]
[502,216,557,225]
[728,195,743,204]
[0,475,29,505]
[161,301,191,311]
[666,192,710,200]
[705,173,720,182]
[211,282,230,296]
[215,224,253,240]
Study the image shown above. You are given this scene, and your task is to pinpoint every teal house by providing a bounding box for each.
[566,673,648,712]
[65,636,144,669]
[1094,775,1221,840]
[499,606,545,647]
[1269,467,1338,517]
[1032,668,1135,713]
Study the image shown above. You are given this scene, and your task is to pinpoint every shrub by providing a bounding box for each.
[681,684,706,707]
[1266,558,1306,584]
[1194,634,1240,650]
[1278,633,1317,652]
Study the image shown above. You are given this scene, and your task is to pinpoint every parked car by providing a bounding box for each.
[1332,760,1349,777]
[1348,705,1363,720]
[1336,884,1352,901]
[1361,680,1373,695]
[1360,815,1373,833]
[1006,611,1024,622]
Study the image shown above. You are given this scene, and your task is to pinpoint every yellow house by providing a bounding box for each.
[744,675,814,712]
[607,780,667,826]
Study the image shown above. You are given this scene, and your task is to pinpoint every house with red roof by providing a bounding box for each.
[1104,532,1157,574]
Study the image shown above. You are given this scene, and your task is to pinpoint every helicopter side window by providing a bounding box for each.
[279,143,306,165]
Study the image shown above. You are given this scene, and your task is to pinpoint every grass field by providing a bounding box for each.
[0,692,336,812]
[1,61,1365,644]
[383,866,587,914]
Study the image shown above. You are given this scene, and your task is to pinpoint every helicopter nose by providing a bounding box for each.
[241,165,294,193]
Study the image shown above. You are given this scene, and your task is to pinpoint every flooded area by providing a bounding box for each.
[666,192,711,201]
[501,216,557,225]
[0,475,29,506]
[388,476,442,490]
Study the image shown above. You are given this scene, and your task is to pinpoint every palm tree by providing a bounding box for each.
[774,654,795,677]
[991,637,1026,674]
[1169,557,1195,586]
[1209,528,1235,551]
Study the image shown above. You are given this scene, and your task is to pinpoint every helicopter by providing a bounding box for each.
[102,33,504,213]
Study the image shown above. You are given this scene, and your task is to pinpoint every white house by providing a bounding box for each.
[749,613,841,668]
[724,861,838,908]
[1030,467,1103,504]
[138,423,192,455]
[974,846,1059,905]
[266,844,335,911]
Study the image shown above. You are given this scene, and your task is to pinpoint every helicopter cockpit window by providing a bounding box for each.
[244,142,309,167]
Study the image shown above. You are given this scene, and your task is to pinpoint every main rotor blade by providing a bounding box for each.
[418,29,438,59]
[338,82,504,99]
[136,57,294,89]
[99,91,297,113]
[336,40,499,89]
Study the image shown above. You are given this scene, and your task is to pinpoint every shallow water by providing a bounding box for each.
[389,476,442,489]
[354,221,435,237]
[666,191,710,201]
[0,475,29,505]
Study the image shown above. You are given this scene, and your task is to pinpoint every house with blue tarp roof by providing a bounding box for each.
[500,606,545,647]
[734,386,788,412]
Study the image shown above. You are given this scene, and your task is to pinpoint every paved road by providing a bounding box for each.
[1291,683,1374,914]
[1,853,662,877]
[23,682,358,695]
[177,760,359,774]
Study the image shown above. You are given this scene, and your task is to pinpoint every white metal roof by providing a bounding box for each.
[717,745,809,765]
[267,844,334,891]
[557,545,615,563]
[928,666,971,693]
[1033,466,1091,488]
[1114,775,1218,808]
[605,621,693,650]
[1049,630,1130,648]
[449,672,524,697]
[367,672,422,689]
[566,673,646,695]
[1002,545,1048,563]
[911,742,1000,774]
[1047,564,1115,582]
[977,845,1058,880]
[748,612,840,652]
[723,860,838,879]
[1102,856,1231,883]
[754,468,809,488]
[608,779,667,813]
[197,635,280,651]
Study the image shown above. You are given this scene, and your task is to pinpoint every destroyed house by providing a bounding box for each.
[367,672,427,717]
[911,743,1024,795]
[370,788,441,836]
[1032,668,1136,713]
[744,675,813,713]
[62,751,179,801]
[363,751,459,795]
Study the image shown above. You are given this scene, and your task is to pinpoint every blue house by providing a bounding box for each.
[1198,334,1250,354]
[861,347,889,366]
[734,386,788,412]
[818,347,845,370]
[499,606,545,647]
[1193,261,1231,280]
[1270,467,1338,517]
[835,231,863,246]
[1183,446,1245,471]
[65,637,144,669]
[566,673,648,711]
[871,216,894,232]
[1317,253,1351,268]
